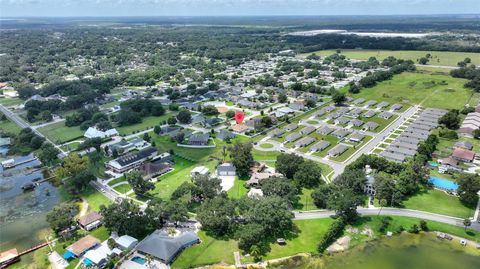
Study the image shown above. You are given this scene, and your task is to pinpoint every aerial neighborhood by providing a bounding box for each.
[1,12,480,269]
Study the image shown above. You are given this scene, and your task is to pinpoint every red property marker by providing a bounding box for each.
[235,111,245,124]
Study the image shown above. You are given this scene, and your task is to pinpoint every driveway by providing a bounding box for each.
[218,175,235,191]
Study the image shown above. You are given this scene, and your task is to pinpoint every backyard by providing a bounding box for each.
[37,122,84,144]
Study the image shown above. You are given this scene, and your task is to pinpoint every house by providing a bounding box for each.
[217,130,236,141]
[203,117,223,128]
[289,102,306,111]
[191,166,209,177]
[188,133,210,145]
[269,128,285,138]
[135,230,200,264]
[285,132,302,143]
[78,212,103,231]
[115,235,138,251]
[0,249,19,268]
[295,137,316,147]
[310,140,331,152]
[376,101,389,109]
[455,141,473,151]
[451,148,476,162]
[348,132,365,142]
[439,157,459,167]
[380,151,406,163]
[332,129,350,138]
[335,116,350,125]
[84,127,119,139]
[217,163,236,176]
[277,106,295,115]
[349,119,363,127]
[83,243,113,268]
[379,112,394,120]
[391,104,403,111]
[232,123,250,133]
[364,100,377,107]
[317,126,334,135]
[159,126,181,137]
[349,108,363,118]
[65,235,100,259]
[352,98,365,105]
[106,139,150,156]
[138,160,173,179]
[247,171,282,186]
[363,110,376,118]
[364,174,376,195]
[363,121,379,131]
[247,188,264,198]
[283,123,298,132]
[328,144,349,157]
[191,114,206,125]
[458,112,480,137]
[324,106,336,113]
[106,147,158,173]
[299,126,316,135]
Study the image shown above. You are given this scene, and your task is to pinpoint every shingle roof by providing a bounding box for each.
[78,212,103,227]
[136,231,199,263]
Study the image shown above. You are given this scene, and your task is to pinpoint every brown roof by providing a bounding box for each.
[0,248,18,263]
[78,212,103,227]
[452,148,475,161]
[440,157,458,166]
[232,124,249,133]
[68,235,100,256]
[217,106,229,113]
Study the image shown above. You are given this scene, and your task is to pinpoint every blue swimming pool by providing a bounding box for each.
[131,256,146,265]
[428,176,458,191]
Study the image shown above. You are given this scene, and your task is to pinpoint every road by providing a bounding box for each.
[294,208,480,231]
[0,104,67,155]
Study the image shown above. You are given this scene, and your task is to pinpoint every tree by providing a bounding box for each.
[311,185,334,209]
[294,160,323,188]
[276,153,304,179]
[56,153,89,179]
[260,176,298,203]
[473,129,480,139]
[438,109,460,130]
[243,196,294,237]
[126,171,155,197]
[317,217,345,253]
[235,223,266,253]
[16,83,36,99]
[457,173,480,206]
[65,170,95,194]
[463,218,472,231]
[229,142,253,178]
[46,203,78,234]
[260,116,273,128]
[418,57,429,65]
[327,187,363,223]
[197,196,237,237]
[334,169,366,194]
[177,110,192,124]
[373,175,398,206]
[409,224,420,234]
[419,220,429,231]
[167,116,177,125]
[192,174,222,201]
[143,133,151,142]
[37,143,59,165]
[202,105,220,116]
[101,200,155,238]
[225,110,236,119]
[278,93,287,103]
[40,111,53,122]
[175,132,185,144]
[332,90,346,105]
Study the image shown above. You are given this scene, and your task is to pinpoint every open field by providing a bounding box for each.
[402,188,475,218]
[347,72,474,110]
[150,157,196,200]
[0,116,22,135]
[37,122,84,143]
[303,49,480,67]
[116,114,172,135]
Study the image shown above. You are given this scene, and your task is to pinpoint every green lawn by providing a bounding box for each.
[0,97,24,106]
[346,72,473,110]
[37,122,84,144]
[304,49,480,67]
[331,136,373,162]
[82,186,112,212]
[259,143,274,149]
[252,148,280,161]
[117,114,173,135]
[227,177,249,199]
[402,188,475,218]
[113,183,132,194]
[0,117,22,135]
[295,188,318,211]
[150,157,196,200]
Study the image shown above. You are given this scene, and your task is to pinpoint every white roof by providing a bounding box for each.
[247,188,264,198]
[191,166,209,175]
[116,235,138,249]
[83,243,111,264]
[84,127,118,139]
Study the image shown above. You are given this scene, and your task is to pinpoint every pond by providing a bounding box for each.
[268,233,480,269]
[0,159,60,266]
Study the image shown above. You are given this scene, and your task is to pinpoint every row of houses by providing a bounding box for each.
[380,108,448,162]
[458,105,480,137]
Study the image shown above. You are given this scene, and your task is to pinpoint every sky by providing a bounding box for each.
[0,0,479,17]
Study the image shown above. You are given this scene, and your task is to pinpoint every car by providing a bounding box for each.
[101,189,106,193]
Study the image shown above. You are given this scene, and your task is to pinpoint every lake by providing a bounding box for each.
[268,233,480,269]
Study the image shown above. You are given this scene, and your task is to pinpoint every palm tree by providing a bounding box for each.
[222,145,227,161]
[463,218,472,231]
[145,254,153,268]
[250,245,261,262]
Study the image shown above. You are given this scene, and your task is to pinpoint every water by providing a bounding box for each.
[0,159,59,266]
[428,176,459,191]
[268,233,480,269]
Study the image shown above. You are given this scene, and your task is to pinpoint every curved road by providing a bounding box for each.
[294,208,480,231]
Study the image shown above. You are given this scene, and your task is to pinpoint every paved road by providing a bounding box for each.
[294,208,480,231]
[0,104,67,155]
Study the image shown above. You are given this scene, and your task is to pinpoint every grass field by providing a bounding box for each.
[346,72,474,110]
[116,114,173,135]
[227,177,249,199]
[37,122,84,144]
[304,49,480,67]
[402,188,475,218]
[0,116,22,135]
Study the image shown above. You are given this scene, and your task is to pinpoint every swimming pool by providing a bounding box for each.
[131,256,146,265]
[428,176,458,191]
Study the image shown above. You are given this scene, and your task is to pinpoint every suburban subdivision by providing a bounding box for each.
[1,10,480,269]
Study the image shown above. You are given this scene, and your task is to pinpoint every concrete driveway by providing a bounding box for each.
[218,175,236,191]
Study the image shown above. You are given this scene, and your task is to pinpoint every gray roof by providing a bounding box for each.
[413,119,438,127]
[376,101,389,109]
[189,133,210,143]
[363,121,379,130]
[405,126,430,136]
[380,151,406,162]
[332,129,350,138]
[397,135,421,145]
[284,123,298,132]
[217,163,236,173]
[336,116,351,125]
[401,132,428,140]
[349,132,365,142]
[136,230,199,263]
[363,110,376,118]
[455,141,473,150]
[269,128,285,137]
[390,141,419,151]
[310,140,331,152]
[365,100,377,107]
[336,107,351,115]
[349,108,363,116]
[324,106,336,113]
[349,119,364,127]
[299,126,316,135]
[391,104,403,110]
[217,130,236,141]
[379,112,394,119]
[327,112,342,120]
[295,137,316,147]
[314,110,326,117]
[285,132,302,142]
[317,126,334,135]
[353,98,365,104]
[328,144,349,156]
[409,123,433,131]
[385,145,416,156]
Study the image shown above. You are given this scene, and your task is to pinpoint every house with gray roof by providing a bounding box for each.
[327,112,341,120]
[349,119,364,127]
[335,116,351,125]
[332,129,350,138]
[405,127,430,136]
[324,106,336,113]
[397,135,421,145]
[363,110,376,118]
[391,104,403,111]
[269,128,285,138]
[348,132,365,142]
[299,126,316,135]
[217,130,236,141]
[310,140,331,152]
[314,110,326,117]
[295,137,316,148]
[353,98,365,105]
[402,131,428,140]
[336,107,351,115]
[217,163,236,176]
[328,144,349,157]
[349,108,363,118]
[285,132,302,143]
[364,100,377,107]
[317,126,334,135]
[135,230,199,264]
[188,133,210,145]
[376,101,389,109]
[363,121,379,131]
[380,151,406,162]
[283,123,298,132]
[379,112,394,119]
[455,141,473,150]
[390,141,418,151]
[409,123,433,131]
